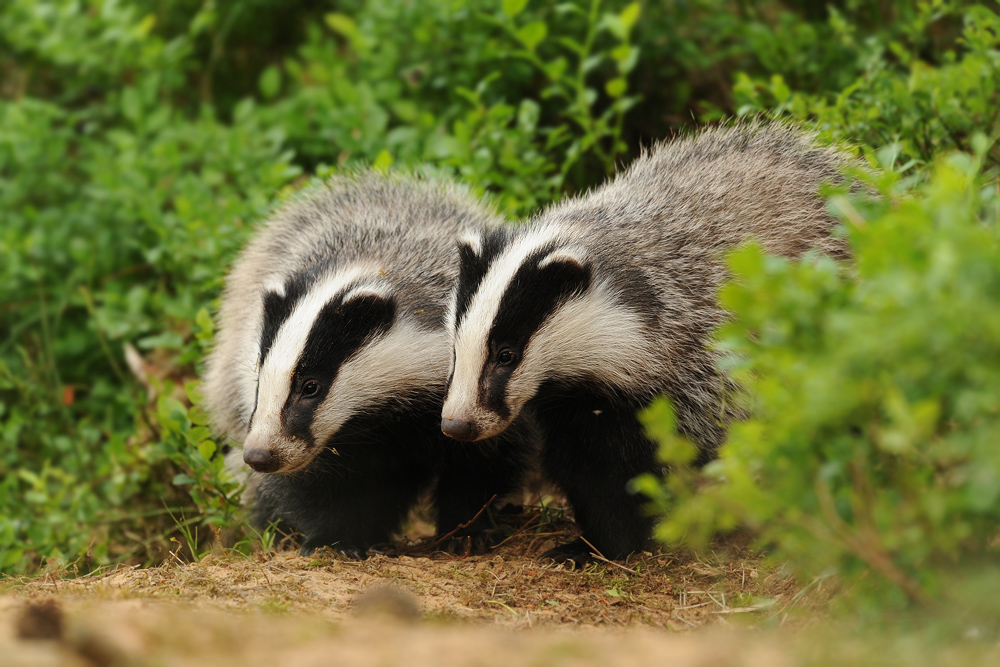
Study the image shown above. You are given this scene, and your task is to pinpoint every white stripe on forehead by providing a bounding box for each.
[251,264,378,431]
[444,230,484,336]
[446,223,565,415]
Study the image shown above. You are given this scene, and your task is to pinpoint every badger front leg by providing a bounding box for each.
[535,393,659,565]
[432,422,536,553]
[251,444,433,558]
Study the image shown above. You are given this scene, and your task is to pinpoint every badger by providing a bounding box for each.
[202,172,536,557]
[440,123,852,563]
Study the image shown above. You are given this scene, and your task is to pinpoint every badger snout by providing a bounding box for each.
[441,416,478,441]
[243,447,281,473]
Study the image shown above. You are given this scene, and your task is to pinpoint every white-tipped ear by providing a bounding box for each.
[340,284,391,305]
[262,281,286,298]
[538,247,588,270]
[457,231,483,256]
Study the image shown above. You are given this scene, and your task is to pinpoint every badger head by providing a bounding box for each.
[441,227,597,441]
[242,266,444,473]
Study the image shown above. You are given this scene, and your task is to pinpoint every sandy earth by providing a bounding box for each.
[0,532,800,666]
[3,513,997,666]
[4,536,998,666]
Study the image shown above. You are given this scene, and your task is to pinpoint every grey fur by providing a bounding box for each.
[443,122,856,558]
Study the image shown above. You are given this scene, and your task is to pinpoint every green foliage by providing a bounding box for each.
[641,147,1000,607]
[731,1,1000,166]
[260,0,643,215]
[632,1,1000,612]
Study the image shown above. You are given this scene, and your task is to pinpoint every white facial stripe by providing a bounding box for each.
[313,323,450,438]
[444,231,484,336]
[445,224,566,419]
[251,264,375,439]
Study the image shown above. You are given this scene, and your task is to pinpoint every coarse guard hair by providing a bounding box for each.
[203,171,537,556]
[441,122,855,561]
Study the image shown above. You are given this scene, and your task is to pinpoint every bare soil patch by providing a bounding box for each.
[3,528,998,666]
[0,510,809,665]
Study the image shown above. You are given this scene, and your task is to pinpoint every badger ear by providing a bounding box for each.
[456,233,484,281]
[456,231,483,257]
[536,247,591,297]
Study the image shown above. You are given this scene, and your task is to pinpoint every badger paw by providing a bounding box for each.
[437,528,504,556]
[300,541,368,560]
[540,539,595,569]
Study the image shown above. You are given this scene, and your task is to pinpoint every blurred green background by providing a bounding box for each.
[1,0,998,619]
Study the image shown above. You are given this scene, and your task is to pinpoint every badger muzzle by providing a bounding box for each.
[242,426,316,473]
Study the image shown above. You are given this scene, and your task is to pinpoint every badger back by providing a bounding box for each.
[544,122,853,261]
[203,173,504,472]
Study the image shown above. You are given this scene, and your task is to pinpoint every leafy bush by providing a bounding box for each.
[1,0,298,571]
[633,0,1000,611]
[730,2,1000,166]
[639,147,1000,608]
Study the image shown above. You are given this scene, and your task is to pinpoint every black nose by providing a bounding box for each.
[441,417,478,441]
[243,447,280,473]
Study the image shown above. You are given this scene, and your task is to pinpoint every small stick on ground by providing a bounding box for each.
[403,495,497,555]
[579,536,640,576]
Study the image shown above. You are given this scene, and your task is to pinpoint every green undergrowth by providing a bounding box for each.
[637,0,1000,623]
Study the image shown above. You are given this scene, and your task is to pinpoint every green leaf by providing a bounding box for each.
[325,12,358,39]
[619,2,641,31]
[184,381,204,406]
[516,21,548,52]
[372,149,394,172]
[605,77,627,98]
[198,440,217,461]
[195,307,214,339]
[136,331,185,350]
[157,396,189,425]
[558,36,585,57]
[502,0,529,19]
[259,66,281,100]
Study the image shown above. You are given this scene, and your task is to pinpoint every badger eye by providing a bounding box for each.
[496,349,516,365]
[301,380,320,397]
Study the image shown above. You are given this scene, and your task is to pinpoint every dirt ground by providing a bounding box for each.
[3,512,998,666]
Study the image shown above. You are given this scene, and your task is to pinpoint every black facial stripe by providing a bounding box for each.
[478,246,592,418]
[445,348,456,392]
[248,383,260,430]
[257,267,324,369]
[482,354,514,419]
[453,228,510,329]
[281,292,396,443]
